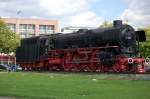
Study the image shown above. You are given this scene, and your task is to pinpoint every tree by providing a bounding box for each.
[0,20,20,54]
[99,20,113,28]
[139,26,150,58]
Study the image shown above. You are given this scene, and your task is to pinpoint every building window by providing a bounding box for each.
[19,24,35,38]
[39,25,54,34]
[7,24,16,32]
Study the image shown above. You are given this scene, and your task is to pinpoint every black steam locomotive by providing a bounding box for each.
[16,20,147,73]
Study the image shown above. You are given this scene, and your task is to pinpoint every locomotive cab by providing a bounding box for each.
[38,36,50,55]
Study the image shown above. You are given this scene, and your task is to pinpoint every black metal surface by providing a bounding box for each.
[52,25,137,55]
[16,36,49,62]
[16,21,144,63]
[16,37,40,62]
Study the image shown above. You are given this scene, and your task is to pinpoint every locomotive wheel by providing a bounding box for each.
[88,66,97,72]
[70,65,78,72]
[112,64,121,73]
[128,65,136,73]
[76,64,84,71]
[100,65,108,72]
[22,67,25,71]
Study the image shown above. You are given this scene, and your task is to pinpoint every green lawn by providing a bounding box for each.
[0,72,150,99]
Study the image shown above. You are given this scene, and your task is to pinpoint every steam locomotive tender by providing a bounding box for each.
[16,20,148,73]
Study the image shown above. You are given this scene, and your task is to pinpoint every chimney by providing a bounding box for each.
[113,20,122,28]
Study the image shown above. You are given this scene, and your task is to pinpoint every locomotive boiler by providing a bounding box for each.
[16,20,148,73]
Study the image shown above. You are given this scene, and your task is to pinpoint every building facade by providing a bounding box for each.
[1,18,59,38]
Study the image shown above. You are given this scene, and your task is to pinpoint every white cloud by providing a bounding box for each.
[0,0,103,27]
[39,0,103,27]
[68,11,104,27]
[121,9,150,28]
[120,0,150,28]
[40,0,91,16]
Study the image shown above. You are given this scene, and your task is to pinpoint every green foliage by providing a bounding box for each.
[99,20,113,28]
[139,27,150,58]
[0,20,20,53]
[0,72,150,99]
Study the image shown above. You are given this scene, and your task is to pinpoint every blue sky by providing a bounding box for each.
[91,0,127,20]
[0,0,149,28]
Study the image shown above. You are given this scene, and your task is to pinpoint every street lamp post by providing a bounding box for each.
[16,10,21,36]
